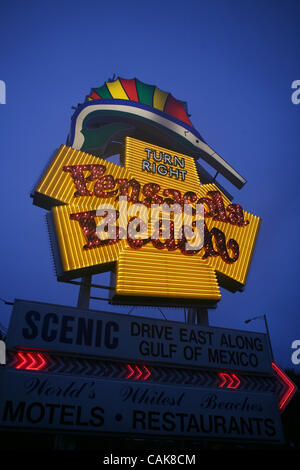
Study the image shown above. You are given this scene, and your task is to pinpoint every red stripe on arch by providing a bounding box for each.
[164,94,193,126]
[88,91,102,100]
[119,78,138,102]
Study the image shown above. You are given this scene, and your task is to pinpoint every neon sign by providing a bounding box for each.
[32,137,260,303]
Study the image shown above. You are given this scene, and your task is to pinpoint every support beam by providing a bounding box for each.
[77,275,92,309]
[186,307,209,326]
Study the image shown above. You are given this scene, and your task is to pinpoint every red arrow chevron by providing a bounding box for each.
[15,351,27,369]
[135,366,142,380]
[143,366,151,381]
[126,364,151,381]
[35,353,47,370]
[272,362,297,412]
[126,364,135,379]
[15,351,48,371]
[218,372,241,389]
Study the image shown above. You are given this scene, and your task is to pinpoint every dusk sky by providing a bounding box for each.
[0,0,299,371]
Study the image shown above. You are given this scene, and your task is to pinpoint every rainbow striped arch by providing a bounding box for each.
[87,77,193,128]
[69,77,246,189]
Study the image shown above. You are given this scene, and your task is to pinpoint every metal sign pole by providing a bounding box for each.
[263,314,274,360]
[186,307,209,326]
[77,275,92,309]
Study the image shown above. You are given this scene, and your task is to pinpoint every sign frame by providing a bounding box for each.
[6,299,274,375]
[0,368,283,443]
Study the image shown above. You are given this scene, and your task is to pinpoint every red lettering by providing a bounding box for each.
[202,226,239,263]
[94,175,118,198]
[227,204,249,226]
[63,164,106,197]
[202,223,219,259]
[163,189,182,206]
[117,178,140,203]
[183,191,197,205]
[142,183,163,207]
[206,191,228,222]
[127,217,150,249]
[70,211,101,249]
[70,210,122,249]
[198,196,218,217]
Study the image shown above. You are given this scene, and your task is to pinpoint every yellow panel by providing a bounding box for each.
[116,245,221,300]
[205,212,261,286]
[35,141,260,296]
[124,136,202,190]
[52,202,127,277]
[34,145,132,209]
[153,88,169,111]
[124,137,258,287]
[106,79,129,100]
[110,208,260,289]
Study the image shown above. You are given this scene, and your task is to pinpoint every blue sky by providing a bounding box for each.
[0,0,299,370]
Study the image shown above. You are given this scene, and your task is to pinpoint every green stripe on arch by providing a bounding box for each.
[93,84,112,99]
[135,79,155,107]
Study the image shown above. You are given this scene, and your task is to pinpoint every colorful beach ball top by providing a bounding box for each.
[86,77,194,128]
[69,77,246,189]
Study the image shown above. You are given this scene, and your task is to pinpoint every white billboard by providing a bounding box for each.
[6,300,273,374]
[0,368,283,442]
